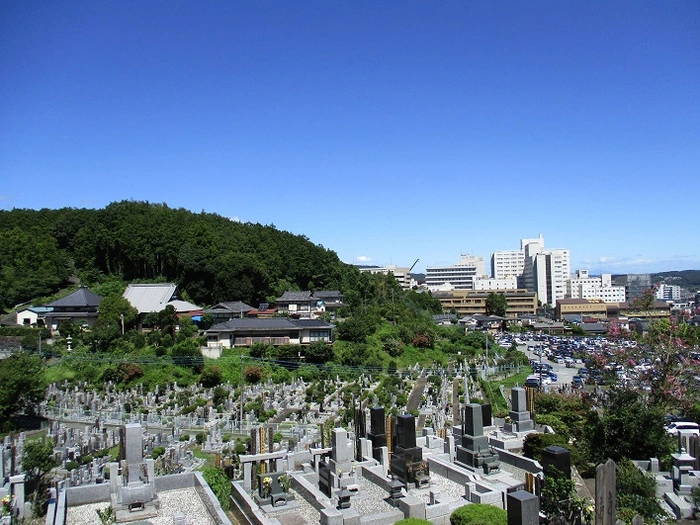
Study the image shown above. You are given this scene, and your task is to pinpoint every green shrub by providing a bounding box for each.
[450,503,507,525]
[396,519,431,525]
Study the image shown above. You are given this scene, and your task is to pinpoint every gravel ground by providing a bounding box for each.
[66,488,219,525]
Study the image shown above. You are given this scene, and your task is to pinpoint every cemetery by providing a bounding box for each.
[1,360,697,525]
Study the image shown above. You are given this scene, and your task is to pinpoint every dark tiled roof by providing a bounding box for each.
[313,290,343,300]
[47,287,102,308]
[207,317,333,333]
[277,291,313,302]
[205,301,253,313]
[289,319,334,328]
[208,318,299,332]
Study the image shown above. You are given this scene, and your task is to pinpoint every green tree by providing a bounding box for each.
[584,387,672,464]
[616,460,667,524]
[200,366,223,387]
[22,439,57,517]
[304,341,334,364]
[485,292,508,317]
[0,352,46,430]
[96,294,139,332]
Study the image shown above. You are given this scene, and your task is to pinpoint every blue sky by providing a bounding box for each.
[2,2,698,275]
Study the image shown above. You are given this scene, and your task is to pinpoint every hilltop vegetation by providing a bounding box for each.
[1,201,359,308]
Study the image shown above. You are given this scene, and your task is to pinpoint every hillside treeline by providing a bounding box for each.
[0,201,371,309]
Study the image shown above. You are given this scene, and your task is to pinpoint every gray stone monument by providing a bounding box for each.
[504,388,534,432]
[507,489,539,525]
[456,403,499,473]
[595,459,616,525]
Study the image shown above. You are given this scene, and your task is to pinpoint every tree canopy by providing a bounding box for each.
[0,352,46,430]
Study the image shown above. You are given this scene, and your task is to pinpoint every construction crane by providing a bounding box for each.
[408,259,419,273]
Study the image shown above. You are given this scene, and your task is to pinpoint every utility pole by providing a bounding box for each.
[239,353,244,431]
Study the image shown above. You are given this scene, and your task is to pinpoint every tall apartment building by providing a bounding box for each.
[492,234,569,307]
[655,284,681,302]
[425,255,486,291]
[567,270,626,303]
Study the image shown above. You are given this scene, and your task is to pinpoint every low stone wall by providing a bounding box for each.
[193,471,232,525]
[231,481,281,525]
[495,448,542,474]
[291,473,333,512]
[64,483,110,506]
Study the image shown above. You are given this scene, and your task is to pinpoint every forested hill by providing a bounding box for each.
[0,201,356,308]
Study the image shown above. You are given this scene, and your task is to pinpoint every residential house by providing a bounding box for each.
[15,306,54,327]
[204,301,254,324]
[44,287,103,330]
[205,318,333,350]
[275,290,344,319]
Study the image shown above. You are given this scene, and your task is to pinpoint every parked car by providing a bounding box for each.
[665,421,700,436]
[548,372,558,383]
[572,376,584,388]
[524,376,541,388]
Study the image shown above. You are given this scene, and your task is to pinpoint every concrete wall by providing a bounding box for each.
[64,483,110,506]
[64,471,231,525]
[231,481,281,525]
[496,449,542,474]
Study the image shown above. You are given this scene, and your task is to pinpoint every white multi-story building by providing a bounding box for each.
[655,284,681,302]
[492,234,570,307]
[491,250,525,279]
[567,270,626,303]
[425,255,486,291]
[358,265,416,290]
[473,276,518,291]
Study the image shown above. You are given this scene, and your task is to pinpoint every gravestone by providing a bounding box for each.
[595,459,616,525]
[389,415,428,487]
[456,403,499,473]
[542,446,571,479]
[504,388,534,432]
[507,489,539,525]
[368,406,387,463]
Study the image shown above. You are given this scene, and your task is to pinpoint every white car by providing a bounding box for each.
[665,421,700,436]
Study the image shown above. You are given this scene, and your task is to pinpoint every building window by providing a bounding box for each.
[309,330,330,342]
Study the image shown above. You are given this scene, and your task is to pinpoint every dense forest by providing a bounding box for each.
[0,201,363,309]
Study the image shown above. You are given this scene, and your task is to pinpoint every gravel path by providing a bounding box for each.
[66,487,219,525]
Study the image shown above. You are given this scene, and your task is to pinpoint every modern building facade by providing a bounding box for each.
[433,289,538,318]
[425,255,486,291]
[566,270,626,303]
[493,235,569,307]
[655,284,682,302]
[612,274,652,303]
[473,276,518,291]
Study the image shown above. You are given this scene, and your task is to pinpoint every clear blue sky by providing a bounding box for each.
[2,1,698,275]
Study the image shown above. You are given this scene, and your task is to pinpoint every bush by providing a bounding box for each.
[450,503,507,525]
[396,519,431,525]
[152,446,166,459]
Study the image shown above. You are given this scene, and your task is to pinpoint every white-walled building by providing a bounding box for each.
[473,276,518,291]
[655,284,682,302]
[358,265,416,290]
[492,234,570,307]
[425,255,486,291]
[491,250,525,279]
[567,270,626,303]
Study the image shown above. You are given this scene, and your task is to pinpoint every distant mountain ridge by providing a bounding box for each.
[651,270,700,290]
